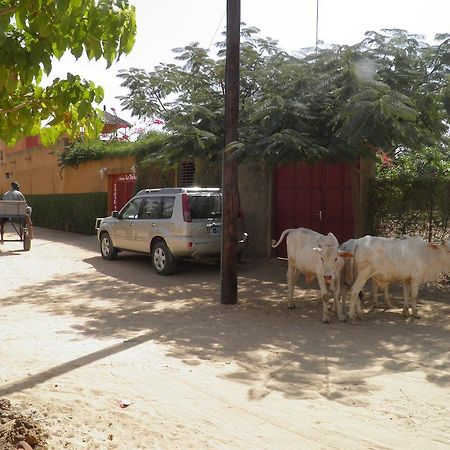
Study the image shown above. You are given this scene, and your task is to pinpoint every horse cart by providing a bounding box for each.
[0,200,32,251]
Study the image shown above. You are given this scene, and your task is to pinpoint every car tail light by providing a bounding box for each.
[182,193,191,222]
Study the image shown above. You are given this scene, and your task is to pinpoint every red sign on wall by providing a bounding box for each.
[109,173,136,213]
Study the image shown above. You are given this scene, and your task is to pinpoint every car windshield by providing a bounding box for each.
[189,194,221,220]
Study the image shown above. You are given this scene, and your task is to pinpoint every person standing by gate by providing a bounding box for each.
[1,181,33,241]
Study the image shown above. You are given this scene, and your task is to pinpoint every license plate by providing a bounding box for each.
[207,224,222,236]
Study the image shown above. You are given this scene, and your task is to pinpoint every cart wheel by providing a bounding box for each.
[23,229,31,251]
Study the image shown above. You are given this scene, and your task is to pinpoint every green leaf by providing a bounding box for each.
[71,45,84,59]
[40,126,60,146]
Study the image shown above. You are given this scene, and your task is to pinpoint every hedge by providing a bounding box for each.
[369,176,450,241]
[27,192,108,235]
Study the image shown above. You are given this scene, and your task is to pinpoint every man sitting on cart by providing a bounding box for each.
[0,181,33,242]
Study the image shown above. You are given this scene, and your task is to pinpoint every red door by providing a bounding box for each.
[274,162,354,257]
[109,173,137,213]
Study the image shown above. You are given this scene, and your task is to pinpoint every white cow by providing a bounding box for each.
[272,227,353,323]
[371,281,392,308]
[341,239,393,310]
[346,235,450,321]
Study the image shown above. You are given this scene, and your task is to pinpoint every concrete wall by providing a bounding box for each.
[238,161,273,258]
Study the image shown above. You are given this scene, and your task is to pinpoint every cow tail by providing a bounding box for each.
[272,229,295,248]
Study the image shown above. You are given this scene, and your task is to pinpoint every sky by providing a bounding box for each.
[49,0,450,127]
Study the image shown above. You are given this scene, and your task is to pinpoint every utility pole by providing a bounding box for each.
[221,0,240,305]
[315,0,319,53]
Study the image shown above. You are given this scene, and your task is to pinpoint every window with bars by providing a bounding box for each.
[178,161,195,187]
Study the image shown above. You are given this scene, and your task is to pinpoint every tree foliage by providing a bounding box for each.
[371,146,450,240]
[0,0,136,145]
[377,145,450,179]
[117,27,449,167]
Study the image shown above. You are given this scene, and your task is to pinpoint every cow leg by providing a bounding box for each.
[373,281,391,309]
[287,263,300,309]
[349,270,371,321]
[340,281,349,317]
[341,279,354,321]
[410,281,420,319]
[333,279,346,321]
[402,283,411,317]
[383,284,393,309]
[322,294,331,323]
[317,278,331,323]
[372,279,379,306]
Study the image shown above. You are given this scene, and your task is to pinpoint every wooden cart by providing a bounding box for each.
[0,200,32,251]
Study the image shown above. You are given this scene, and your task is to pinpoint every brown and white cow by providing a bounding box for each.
[345,235,450,321]
[272,227,353,323]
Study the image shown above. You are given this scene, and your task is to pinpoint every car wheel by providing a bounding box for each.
[152,240,176,275]
[100,232,118,260]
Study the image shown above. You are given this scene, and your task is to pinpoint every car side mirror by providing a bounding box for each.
[112,210,120,219]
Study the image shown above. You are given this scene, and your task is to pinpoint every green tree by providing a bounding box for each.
[0,0,136,145]
[118,28,449,167]
[332,30,449,156]
[117,27,288,167]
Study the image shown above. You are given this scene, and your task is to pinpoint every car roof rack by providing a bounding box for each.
[135,187,220,196]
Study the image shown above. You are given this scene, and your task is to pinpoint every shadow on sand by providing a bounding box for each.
[1,229,449,404]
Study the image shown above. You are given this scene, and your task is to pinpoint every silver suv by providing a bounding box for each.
[96,187,248,275]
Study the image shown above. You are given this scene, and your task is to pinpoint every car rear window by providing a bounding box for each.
[189,194,221,220]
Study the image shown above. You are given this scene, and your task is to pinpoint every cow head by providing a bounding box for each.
[313,233,353,285]
[427,238,450,272]
[428,238,450,252]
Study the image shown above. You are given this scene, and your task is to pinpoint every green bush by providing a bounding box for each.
[27,193,107,235]
[59,132,169,168]
[370,177,450,240]
[370,147,450,241]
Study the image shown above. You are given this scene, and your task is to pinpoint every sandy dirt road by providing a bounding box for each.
[0,227,449,449]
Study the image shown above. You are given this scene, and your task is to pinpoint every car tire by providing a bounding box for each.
[100,232,118,260]
[152,240,176,275]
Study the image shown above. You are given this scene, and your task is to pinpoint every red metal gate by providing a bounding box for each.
[108,173,137,213]
[274,162,354,257]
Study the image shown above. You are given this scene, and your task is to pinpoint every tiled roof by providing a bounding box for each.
[102,110,131,133]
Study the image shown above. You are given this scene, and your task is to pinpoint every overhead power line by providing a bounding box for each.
[208,9,226,50]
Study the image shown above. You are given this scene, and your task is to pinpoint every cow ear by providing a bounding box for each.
[439,240,450,252]
[339,251,354,258]
[428,243,439,249]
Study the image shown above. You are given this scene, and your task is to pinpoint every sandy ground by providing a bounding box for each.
[0,226,449,449]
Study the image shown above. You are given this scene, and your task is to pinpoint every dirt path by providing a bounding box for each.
[0,227,449,449]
